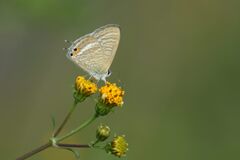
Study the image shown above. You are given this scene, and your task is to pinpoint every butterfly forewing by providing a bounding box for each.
[72,35,105,75]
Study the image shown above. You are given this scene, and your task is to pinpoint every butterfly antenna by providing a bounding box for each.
[64,39,73,44]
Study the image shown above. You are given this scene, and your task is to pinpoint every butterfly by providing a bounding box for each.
[66,24,121,82]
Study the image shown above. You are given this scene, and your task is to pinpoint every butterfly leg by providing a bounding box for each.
[88,75,93,80]
[102,77,107,84]
[88,75,99,84]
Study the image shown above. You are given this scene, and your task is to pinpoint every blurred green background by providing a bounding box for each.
[1,0,240,160]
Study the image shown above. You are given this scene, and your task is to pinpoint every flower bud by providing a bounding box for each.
[105,135,128,157]
[96,124,110,141]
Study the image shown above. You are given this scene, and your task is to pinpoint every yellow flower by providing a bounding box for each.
[95,82,124,116]
[99,82,124,107]
[74,76,97,102]
[96,124,111,141]
[106,135,128,157]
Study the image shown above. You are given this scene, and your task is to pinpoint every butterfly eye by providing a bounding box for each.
[70,53,73,56]
[73,48,78,51]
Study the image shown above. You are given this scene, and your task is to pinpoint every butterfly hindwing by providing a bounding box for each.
[92,24,120,73]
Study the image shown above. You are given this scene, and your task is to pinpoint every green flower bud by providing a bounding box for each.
[96,124,111,141]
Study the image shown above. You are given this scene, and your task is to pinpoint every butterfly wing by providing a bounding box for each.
[68,24,120,79]
[70,35,105,75]
[92,24,120,73]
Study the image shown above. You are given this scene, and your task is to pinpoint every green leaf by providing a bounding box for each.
[50,114,56,132]
[65,148,80,160]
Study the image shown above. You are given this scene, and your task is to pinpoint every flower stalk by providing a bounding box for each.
[57,143,90,148]
[53,101,78,137]
[53,113,98,143]
[16,142,52,160]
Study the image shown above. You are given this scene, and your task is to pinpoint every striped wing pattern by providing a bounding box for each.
[92,24,120,73]
[73,35,105,74]
[72,24,120,77]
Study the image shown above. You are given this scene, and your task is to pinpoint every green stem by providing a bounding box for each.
[91,139,100,147]
[58,143,90,148]
[55,114,98,142]
[16,142,51,160]
[53,100,78,137]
